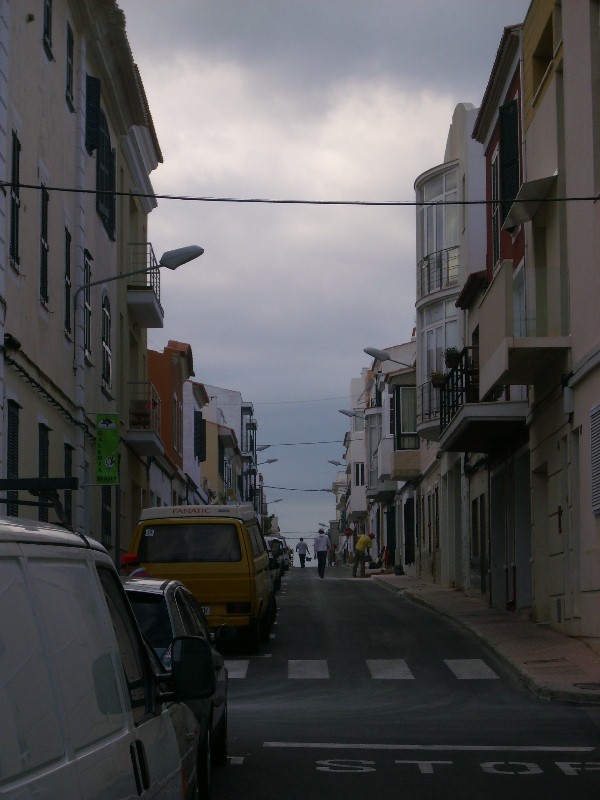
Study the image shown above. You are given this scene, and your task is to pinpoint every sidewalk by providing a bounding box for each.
[365,570,600,705]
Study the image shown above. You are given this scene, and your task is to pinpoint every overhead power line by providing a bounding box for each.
[2,181,599,208]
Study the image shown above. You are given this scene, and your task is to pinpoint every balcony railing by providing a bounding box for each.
[417,381,441,426]
[439,347,481,431]
[128,382,161,434]
[128,242,161,303]
[416,245,459,300]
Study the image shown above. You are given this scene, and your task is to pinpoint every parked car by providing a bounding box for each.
[266,535,290,572]
[264,536,283,591]
[128,503,277,652]
[123,576,229,796]
[0,515,215,799]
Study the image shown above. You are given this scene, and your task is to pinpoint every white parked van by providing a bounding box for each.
[0,515,216,799]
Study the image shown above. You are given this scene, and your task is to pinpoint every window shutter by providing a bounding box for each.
[194,410,206,462]
[499,100,520,223]
[7,401,19,516]
[591,405,600,515]
[85,75,101,153]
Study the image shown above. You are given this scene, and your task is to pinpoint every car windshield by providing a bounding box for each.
[126,591,172,665]
[137,523,242,563]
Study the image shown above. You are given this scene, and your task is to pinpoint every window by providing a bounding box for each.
[64,228,72,333]
[194,410,206,462]
[96,111,116,240]
[38,424,50,522]
[101,295,112,387]
[40,184,49,304]
[84,250,92,357]
[591,405,600,515]
[393,386,419,450]
[354,463,365,487]
[64,443,73,527]
[7,400,20,516]
[420,299,458,380]
[9,132,20,267]
[172,395,183,455]
[43,0,52,58]
[66,22,74,110]
[499,100,520,224]
[418,168,459,297]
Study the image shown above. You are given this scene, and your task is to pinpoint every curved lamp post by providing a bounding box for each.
[364,347,413,368]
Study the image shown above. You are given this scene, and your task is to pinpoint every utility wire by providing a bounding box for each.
[2,181,599,207]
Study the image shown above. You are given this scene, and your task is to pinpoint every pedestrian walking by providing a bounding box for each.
[296,537,310,568]
[352,533,375,578]
[313,528,331,578]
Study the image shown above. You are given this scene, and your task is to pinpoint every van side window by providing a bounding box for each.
[0,559,64,781]
[98,566,154,724]
[248,524,266,556]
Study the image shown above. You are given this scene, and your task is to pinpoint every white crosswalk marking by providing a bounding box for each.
[444,659,499,679]
[366,659,415,680]
[225,659,250,679]
[288,659,329,679]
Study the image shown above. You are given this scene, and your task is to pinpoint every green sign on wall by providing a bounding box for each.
[96,414,119,484]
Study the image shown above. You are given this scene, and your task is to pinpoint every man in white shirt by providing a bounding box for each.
[313,528,331,579]
[296,537,310,568]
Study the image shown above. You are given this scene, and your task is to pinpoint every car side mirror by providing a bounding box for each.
[171,635,216,700]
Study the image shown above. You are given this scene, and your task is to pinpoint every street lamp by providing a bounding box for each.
[256,445,271,452]
[363,347,413,368]
[338,409,365,418]
[258,458,278,466]
[328,460,344,466]
[72,244,204,371]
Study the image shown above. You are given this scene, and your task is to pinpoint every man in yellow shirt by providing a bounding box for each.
[352,532,375,578]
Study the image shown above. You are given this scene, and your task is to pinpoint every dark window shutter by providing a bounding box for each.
[499,100,520,222]
[194,410,206,462]
[85,75,101,153]
[7,400,19,516]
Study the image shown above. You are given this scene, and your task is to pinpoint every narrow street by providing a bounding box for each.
[213,567,600,800]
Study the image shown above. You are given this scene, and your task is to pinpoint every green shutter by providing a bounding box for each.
[85,75,101,153]
[194,410,206,462]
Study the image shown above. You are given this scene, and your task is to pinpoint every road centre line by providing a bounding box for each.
[263,742,594,752]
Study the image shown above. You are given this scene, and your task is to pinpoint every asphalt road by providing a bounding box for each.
[212,566,600,799]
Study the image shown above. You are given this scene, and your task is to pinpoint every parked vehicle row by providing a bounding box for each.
[0,515,219,799]
[128,503,279,653]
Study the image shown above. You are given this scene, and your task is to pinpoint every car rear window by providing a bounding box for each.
[138,522,242,563]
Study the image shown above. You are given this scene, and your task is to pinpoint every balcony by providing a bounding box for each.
[416,246,459,301]
[438,348,528,454]
[126,382,163,457]
[478,260,570,396]
[126,243,164,329]
[391,449,420,482]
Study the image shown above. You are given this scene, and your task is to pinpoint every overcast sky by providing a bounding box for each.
[117,0,530,542]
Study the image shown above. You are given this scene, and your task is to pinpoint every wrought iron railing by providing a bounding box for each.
[439,347,480,431]
[127,242,161,303]
[416,245,459,300]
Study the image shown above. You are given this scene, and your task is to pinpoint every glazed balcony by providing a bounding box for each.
[416,381,441,442]
[478,260,570,396]
[126,381,163,457]
[126,243,164,329]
